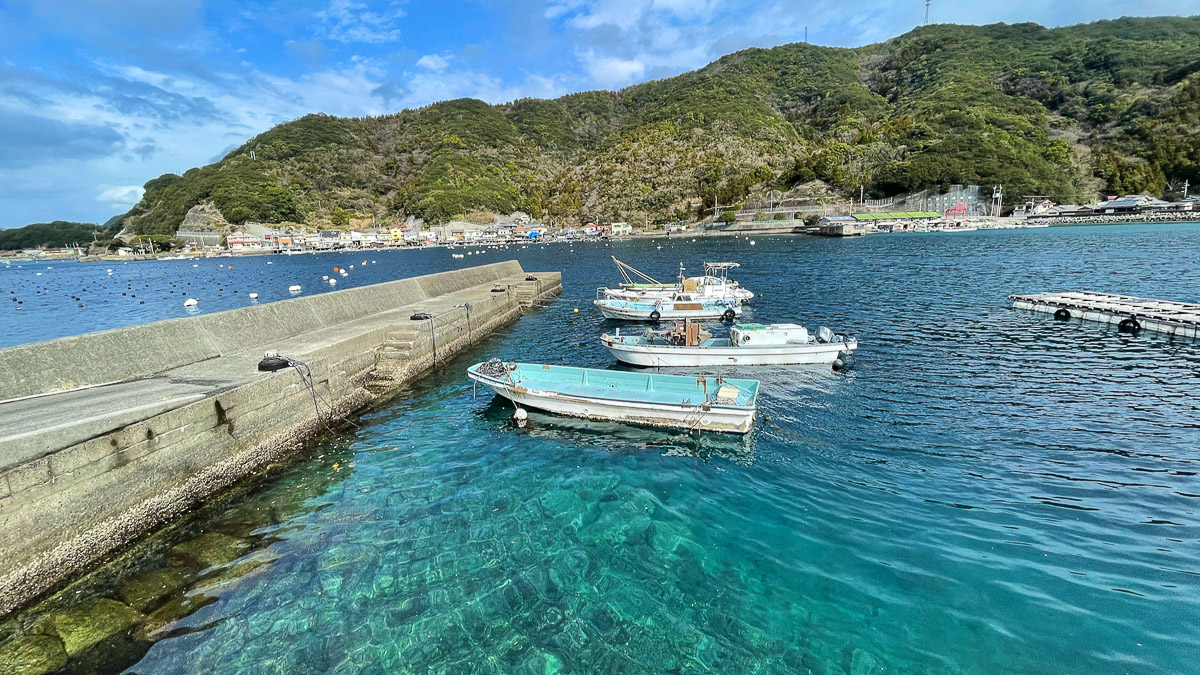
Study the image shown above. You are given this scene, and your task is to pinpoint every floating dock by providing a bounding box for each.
[0,261,560,616]
[1009,291,1200,338]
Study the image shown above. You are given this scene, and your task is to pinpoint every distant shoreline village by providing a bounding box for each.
[4,186,1198,263]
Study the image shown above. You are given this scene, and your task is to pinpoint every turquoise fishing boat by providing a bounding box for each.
[467,360,759,434]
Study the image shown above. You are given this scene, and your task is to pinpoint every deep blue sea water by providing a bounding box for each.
[5,224,1200,674]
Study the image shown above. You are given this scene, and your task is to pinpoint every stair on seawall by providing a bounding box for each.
[1009,291,1200,338]
[0,271,548,462]
[0,263,562,619]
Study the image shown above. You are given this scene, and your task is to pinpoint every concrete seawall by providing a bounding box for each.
[0,260,560,616]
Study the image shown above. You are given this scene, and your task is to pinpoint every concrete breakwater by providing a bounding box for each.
[1035,212,1200,226]
[0,260,560,617]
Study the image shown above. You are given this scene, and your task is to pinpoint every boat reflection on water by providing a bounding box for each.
[475,397,757,465]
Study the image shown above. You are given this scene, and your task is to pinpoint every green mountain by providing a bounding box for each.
[0,221,119,251]
[120,16,1200,234]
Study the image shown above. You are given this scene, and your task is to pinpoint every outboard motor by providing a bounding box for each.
[817,326,834,343]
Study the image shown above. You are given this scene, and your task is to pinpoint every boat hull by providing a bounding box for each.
[606,286,753,303]
[468,369,755,434]
[602,337,857,366]
[594,300,740,321]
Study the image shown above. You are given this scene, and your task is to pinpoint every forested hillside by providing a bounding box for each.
[118,16,1200,234]
[0,221,119,251]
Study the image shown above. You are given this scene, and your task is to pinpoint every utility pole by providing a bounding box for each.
[1184,179,1190,199]
[804,26,808,43]
[924,0,930,25]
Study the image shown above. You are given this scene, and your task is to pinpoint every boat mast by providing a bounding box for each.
[611,256,662,284]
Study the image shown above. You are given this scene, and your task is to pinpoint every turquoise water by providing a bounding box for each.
[8,225,1200,673]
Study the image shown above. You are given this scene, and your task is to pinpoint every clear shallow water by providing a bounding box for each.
[7,225,1200,674]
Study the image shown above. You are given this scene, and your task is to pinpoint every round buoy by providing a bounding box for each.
[329,279,337,285]
[184,298,199,308]
[1053,308,1071,320]
[513,408,528,428]
[750,240,756,246]
[1118,317,1141,333]
[832,358,845,371]
[722,308,736,322]
[289,285,302,293]
[573,308,579,313]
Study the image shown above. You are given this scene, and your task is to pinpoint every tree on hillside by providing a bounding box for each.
[108,17,1200,229]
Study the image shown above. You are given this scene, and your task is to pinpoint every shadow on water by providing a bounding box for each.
[474,395,757,465]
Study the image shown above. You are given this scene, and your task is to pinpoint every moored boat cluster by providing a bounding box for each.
[470,258,858,435]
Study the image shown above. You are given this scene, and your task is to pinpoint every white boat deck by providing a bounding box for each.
[1009,291,1200,338]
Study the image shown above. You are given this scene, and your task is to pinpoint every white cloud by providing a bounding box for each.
[579,51,645,88]
[97,184,145,205]
[651,0,712,18]
[563,0,647,30]
[415,54,450,72]
[315,0,405,44]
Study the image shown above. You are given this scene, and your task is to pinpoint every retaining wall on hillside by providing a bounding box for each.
[0,260,561,616]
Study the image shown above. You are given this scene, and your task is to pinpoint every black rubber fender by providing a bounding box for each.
[649,310,661,322]
[1118,317,1141,333]
[257,355,290,372]
[1054,308,1071,320]
[722,308,736,322]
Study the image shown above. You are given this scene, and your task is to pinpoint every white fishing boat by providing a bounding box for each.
[467,360,759,434]
[594,291,742,321]
[601,321,857,367]
[601,258,754,303]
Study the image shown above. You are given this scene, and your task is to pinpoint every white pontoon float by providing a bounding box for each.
[602,321,857,367]
[1009,291,1200,338]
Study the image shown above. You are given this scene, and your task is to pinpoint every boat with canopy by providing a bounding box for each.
[600,258,754,303]
[601,321,858,367]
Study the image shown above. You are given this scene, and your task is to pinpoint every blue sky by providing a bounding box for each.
[1,0,1198,228]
